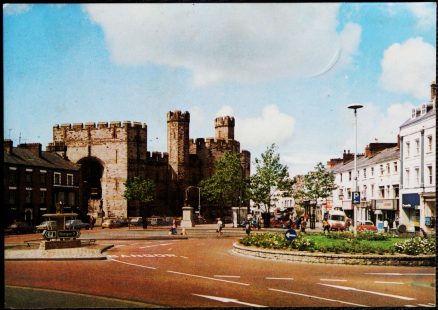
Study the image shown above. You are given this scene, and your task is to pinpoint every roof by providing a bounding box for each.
[400,105,436,128]
[4,147,79,171]
[330,146,399,174]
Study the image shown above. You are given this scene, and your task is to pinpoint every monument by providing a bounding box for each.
[40,212,81,250]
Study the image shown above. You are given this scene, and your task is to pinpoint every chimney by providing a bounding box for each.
[364,145,371,158]
[397,134,400,149]
[431,80,436,101]
[342,150,354,163]
[18,143,42,157]
[4,139,13,154]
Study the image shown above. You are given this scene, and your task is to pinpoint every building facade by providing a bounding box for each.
[3,140,81,226]
[399,81,436,234]
[46,111,250,219]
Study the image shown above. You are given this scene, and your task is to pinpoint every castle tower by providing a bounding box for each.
[215,116,235,140]
[167,111,190,182]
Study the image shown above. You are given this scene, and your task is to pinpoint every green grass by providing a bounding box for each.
[308,234,401,251]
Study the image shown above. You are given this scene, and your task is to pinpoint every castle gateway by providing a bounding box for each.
[47,111,250,219]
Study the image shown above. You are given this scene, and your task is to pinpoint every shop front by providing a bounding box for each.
[401,193,420,233]
[372,199,398,230]
[421,192,435,233]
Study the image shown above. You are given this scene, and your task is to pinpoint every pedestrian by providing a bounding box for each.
[383,219,389,233]
[89,215,95,230]
[345,218,351,231]
[171,217,177,235]
[300,218,307,233]
[322,219,330,235]
[245,221,251,236]
[256,215,261,231]
[216,218,223,237]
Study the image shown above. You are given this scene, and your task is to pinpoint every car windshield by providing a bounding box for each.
[330,215,345,221]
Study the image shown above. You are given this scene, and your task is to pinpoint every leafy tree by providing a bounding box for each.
[250,144,294,220]
[199,151,248,218]
[295,162,337,202]
[123,176,155,227]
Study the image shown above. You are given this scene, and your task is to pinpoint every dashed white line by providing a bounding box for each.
[266,277,293,280]
[180,256,189,259]
[268,288,368,307]
[374,281,404,285]
[320,279,347,282]
[214,275,241,278]
[140,243,172,249]
[365,273,435,276]
[167,270,250,286]
[418,304,435,307]
[318,283,416,301]
[110,259,157,270]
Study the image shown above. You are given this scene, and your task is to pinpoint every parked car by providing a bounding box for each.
[356,220,377,232]
[5,221,34,234]
[35,220,57,232]
[101,218,121,229]
[129,217,143,227]
[116,218,129,227]
[65,219,90,230]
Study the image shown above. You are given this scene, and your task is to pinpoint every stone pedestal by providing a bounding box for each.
[180,206,194,228]
[40,239,81,250]
[232,207,239,228]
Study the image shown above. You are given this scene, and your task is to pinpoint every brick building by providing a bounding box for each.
[3,140,81,226]
[46,111,250,219]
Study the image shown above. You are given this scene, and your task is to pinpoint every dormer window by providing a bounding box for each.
[421,104,427,115]
[411,108,416,118]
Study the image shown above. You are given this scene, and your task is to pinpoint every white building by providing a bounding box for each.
[399,81,436,235]
[329,144,399,228]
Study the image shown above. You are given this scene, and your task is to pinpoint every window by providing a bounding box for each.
[380,164,384,176]
[40,190,46,204]
[40,172,47,185]
[427,166,433,184]
[393,185,399,198]
[415,167,420,185]
[348,171,352,181]
[54,172,61,185]
[386,163,390,174]
[67,174,74,186]
[9,170,18,186]
[340,173,342,182]
[68,192,75,207]
[371,184,374,197]
[379,186,385,198]
[394,162,398,173]
[362,185,367,199]
[385,185,390,198]
[363,168,366,179]
[25,172,32,184]
[415,139,420,155]
[406,142,410,157]
[427,135,433,153]
[8,190,17,204]
[371,167,374,177]
[405,169,410,186]
[347,188,351,199]
[25,190,32,204]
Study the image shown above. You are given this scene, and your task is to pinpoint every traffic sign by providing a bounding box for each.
[352,192,361,204]
[42,230,57,240]
[58,230,80,238]
[285,229,297,241]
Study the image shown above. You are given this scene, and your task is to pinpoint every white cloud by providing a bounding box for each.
[84,3,361,86]
[3,4,31,15]
[236,105,295,149]
[379,37,436,99]
[342,101,415,152]
[215,105,234,117]
[405,3,436,30]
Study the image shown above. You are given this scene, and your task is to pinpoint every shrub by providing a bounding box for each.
[393,237,435,255]
[356,231,389,241]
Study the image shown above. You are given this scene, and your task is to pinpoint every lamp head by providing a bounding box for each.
[348,104,363,110]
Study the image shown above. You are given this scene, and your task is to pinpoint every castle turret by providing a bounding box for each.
[167,110,190,183]
[215,116,235,140]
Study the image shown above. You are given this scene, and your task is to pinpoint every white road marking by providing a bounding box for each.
[167,270,250,286]
[167,248,172,251]
[374,281,404,285]
[180,256,189,259]
[318,283,416,301]
[140,243,172,249]
[193,294,266,307]
[110,259,157,270]
[214,275,241,278]
[268,288,368,307]
[108,254,177,258]
[320,279,347,282]
[365,273,435,276]
[113,245,126,248]
[418,304,435,307]
[266,277,293,280]
[404,305,415,307]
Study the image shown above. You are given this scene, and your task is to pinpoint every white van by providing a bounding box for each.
[327,210,346,231]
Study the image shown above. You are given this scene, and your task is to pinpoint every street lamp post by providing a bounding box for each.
[185,186,201,213]
[348,104,363,227]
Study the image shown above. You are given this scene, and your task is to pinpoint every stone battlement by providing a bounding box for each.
[167,110,190,122]
[54,121,146,130]
[146,151,169,162]
[215,116,235,128]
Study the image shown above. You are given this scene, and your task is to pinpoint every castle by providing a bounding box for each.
[46,111,251,219]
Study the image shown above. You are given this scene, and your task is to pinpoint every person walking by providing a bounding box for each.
[300,218,307,233]
[322,218,330,235]
[171,217,178,235]
[245,220,251,236]
[383,219,389,233]
[216,218,223,237]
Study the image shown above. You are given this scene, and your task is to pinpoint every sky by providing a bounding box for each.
[3,3,436,176]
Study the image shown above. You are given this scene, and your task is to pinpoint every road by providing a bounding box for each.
[5,234,436,308]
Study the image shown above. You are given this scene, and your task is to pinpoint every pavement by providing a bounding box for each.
[4,222,324,261]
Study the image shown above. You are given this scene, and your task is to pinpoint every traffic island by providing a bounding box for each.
[5,244,109,261]
[232,243,436,267]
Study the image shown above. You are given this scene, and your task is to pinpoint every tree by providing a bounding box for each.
[123,176,156,228]
[199,151,248,218]
[297,162,337,202]
[250,144,294,225]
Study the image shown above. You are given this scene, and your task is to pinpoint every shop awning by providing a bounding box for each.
[402,193,420,208]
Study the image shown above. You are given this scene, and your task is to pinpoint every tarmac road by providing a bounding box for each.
[4,232,436,308]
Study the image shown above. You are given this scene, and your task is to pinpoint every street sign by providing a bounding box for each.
[352,192,361,204]
[42,230,57,240]
[58,230,80,238]
[285,229,297,241]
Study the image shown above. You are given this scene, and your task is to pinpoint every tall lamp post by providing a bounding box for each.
[185,186,201,213]
[348,104,363,227]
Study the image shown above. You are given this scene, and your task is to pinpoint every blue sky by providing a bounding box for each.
[4,3,436,175]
